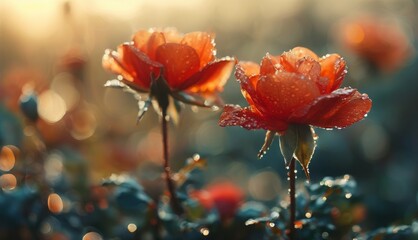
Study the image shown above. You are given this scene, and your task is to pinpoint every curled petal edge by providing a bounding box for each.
[219,104,288,131]
[291,87,372,129]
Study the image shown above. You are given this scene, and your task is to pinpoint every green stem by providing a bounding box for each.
[288,157,296,240]
[161,108,184,215]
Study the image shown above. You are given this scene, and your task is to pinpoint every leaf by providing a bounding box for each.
[294,125,316,180]
[258,131,276,159]
[171,91,212,108]
[279,125,316,179]
[279,126,298,165]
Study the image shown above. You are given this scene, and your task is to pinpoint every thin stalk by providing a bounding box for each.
[288,157,296,240]
[161,108,184,215]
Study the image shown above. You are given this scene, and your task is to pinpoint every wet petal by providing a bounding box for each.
[132,29,152,51]
[146,32,166,60]
[102,49,134,82]
[238,61,260,77]
[219,105,287,131]
[291,88,372,128]
[119,44,162,90]
[290,47,319,61]
[161,28,183,43]
[235,64,267,114]
[260,53,280,75]
[280,47,319,72]
[156,43,200,89]
[179,57,235,93]
[181,32,215,69]
[319,54,347,93]
[256,72,320,119]
[296,57,321,80]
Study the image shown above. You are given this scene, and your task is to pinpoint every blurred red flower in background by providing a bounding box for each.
[102,28,235,109]
[338,16,413,72]
[191,182,244,221]
[219,47,372,132]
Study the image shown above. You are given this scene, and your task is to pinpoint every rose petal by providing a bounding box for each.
[132,29,152,52]
[291,88,372,128]
[156,43,200,89]
[102,49,134,82]
[256,72,320,119]
[103,45,162,90]
[319,54,347,93]
[179,58,235,93]
[181,32,215,69]
[235,63,267,115]
[296,57,321,80]
[290,47,319,61]
[238,61,260,77]
[122,44,163,90]
[219,105,287,131]
[146,32,166,60]
[260,53,280,75]
[161,28,183,43]
[280,47,320,72]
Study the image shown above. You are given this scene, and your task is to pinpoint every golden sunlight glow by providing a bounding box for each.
[2,0,61,41]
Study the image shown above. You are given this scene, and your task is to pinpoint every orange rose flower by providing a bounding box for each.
[338,16,412,72]
[219,47,372,178]
[219,47,372,132]
[102,28,235,116]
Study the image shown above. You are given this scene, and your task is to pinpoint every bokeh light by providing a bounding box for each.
[0,174,17,190]
[38,90,67,123]
[248,170,282,201]
[48,193,64,214]
[127,223,137,233]
[0,145,18,172]
[82,232,103,240]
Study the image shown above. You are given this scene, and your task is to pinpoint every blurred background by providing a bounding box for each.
[1,0,418,239]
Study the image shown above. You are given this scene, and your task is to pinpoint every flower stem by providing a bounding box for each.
[288,157,296,240]
[161,108,184,216]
